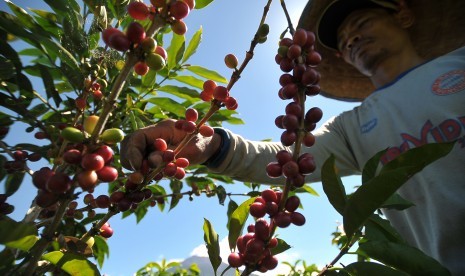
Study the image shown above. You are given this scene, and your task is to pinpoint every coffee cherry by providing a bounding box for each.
[110,191,125,203]
[102,27,122,45]
[224,54,238,69]
[213,86,229,101]
[287,44,301,60]
[93,90,103,100]
[228,252,244,268]
[63,149,82,164]
[224,97,238,110]
[265,201,279,216]
[140,37,157,53]
[305,107,323,124]
[261,255,278,270]
[95,145,114,163]
[32,167,55,190]
[261,189,278,203]
[153,138,168,151]
[291,211,306,226]
[108,32,131,52]
[182,120,196,133]
[298,155,316,175]
[61,127,85,143]
[81,153,105,171]
[303,132,315,147]
[249,202,266,218]
[274,211,291,228]
[175,157,189,168]
[182,0,195,10]
[96,166,118,182]
[35,189,59,208]
[280,130,296,146]
[171,20,187,35]
[174,167,186,179]
[145,53,166,71]
[285,195,300,212]
[282,160,299,178]
[154,46,168,60]
[275,150,293,166]
[305,50,322,66]
[199,125,214,137]
[83,115,99,134]
[134,61,149,76]
[203,80,217,93]
[76,170,98,191]
[169,1,190,20]
[257,23,269,38]
[95,195,111,208]
[254,218,270,241]
[151,0,166,8]
[279,73,294,86]
[46,172,72,194]
[185,108,198,122]
[293,28,308,47]
[100,222,114,238]
[266,162,282,178]
[163,162,177,177]
[301,67,319,86]
[126,22,146,44]
[128,171,144,184]
[100,128,125,144]
[127,2,150,20]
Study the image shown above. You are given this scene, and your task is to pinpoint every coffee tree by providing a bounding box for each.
[0,0,454,275]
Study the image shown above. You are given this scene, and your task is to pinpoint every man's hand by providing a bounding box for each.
[120,119,221,171]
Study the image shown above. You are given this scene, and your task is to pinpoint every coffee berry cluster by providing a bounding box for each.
[199,79,238,110]
[228,189,305,272]
[3,149,41,174]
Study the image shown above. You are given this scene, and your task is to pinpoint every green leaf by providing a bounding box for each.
[186,65,228,83]
[321,154,347,215]
[0,56,15,79]
[362,148,388,184]
[182,27,202,63]
[203,218,222,274]
[358,240,451,275]
[169,179,183,210]
[228,197,255,250]
[158,85,199,102]
[0,218,38,251]
[92,236,109,268]
[39,64,62,106]
[381,193,415,210]
[343,142,454,239]
[365,215,405,244]
[5,171,25,196]
[42,251,101,276]
[172,75,205,90]
[147,97,186,117]
[226,199,238,229]
[195,0,215,9]
[167,33,185,71]
[342,262,408,276]
[142,69,157,88]
[294,184,319,196]
[216,185,226,205]
[43,0,80,17]
[270,238,291,256]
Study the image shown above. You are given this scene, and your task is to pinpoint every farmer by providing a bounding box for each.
[120,0,465,273]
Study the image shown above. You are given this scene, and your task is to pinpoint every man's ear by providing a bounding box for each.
[396,0,415,28]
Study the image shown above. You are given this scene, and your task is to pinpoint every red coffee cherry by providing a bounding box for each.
[199,125,214,137]
[213,86,229,101]
[63,149,82,164]
[171,20,187,35]
[163,162,177,177]
[110,191,125,203]
[254,218,270,241]
[46,171,72,194]
[182,120,197,133]
[32,167,55,190]
[261,189,278,203]
[95,195,111,208]
[224,97,238,110]
[228,252,244,268]
[95,145,114,163]
[185,108,198,122]
[175,157,189,168]
[76,170,98,191]
[126,22,146,44]
[134,61,149,76]
[305,107,323,124]
[292,28,308,47]
[169,1,190,20]
[291,211,306,226]
[274,211,291,228]
[285,195,300,212]
[266,162,282,178]
[249,202,267,218]
[280,130,296,146]
[261,255,279,270]
[102,27,122,45]
[153,138,168,151]
[100,222,114,238]
[108,32,131,52]
[96,166,118,182]
[127,2,150,20]
[81,153,105,171]
[154,46,168,60]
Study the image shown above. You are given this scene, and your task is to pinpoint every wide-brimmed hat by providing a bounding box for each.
[298,0,465,101]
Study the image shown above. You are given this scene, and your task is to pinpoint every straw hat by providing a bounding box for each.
[298,0,465,101]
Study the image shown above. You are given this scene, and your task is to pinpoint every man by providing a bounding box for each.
[120,0,465,274]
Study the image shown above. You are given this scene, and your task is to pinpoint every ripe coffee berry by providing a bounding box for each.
[153,138,168,151]
[213,86,229,101]
[261,189,278,203]
[127,2,150,20]
[134,61,149,76]
[169,1,190,20]
[126,22,146,44]
[171,20,187,35]
[249,202,267,218]
[199,125,214,137]
[185,108,198,122]
[228,252,244,268]
[81,153,105,171]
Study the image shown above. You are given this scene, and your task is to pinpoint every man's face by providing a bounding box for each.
[336,8,406,76]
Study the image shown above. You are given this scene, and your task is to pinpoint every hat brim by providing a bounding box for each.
[298,0,465,101]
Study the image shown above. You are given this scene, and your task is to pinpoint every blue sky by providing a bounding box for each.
[0,0,361,275]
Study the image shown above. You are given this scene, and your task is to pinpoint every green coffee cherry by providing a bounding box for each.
[145,53,165,71]
[61,127,85,143]
[100,128,125,144]
[258,23,269,38]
